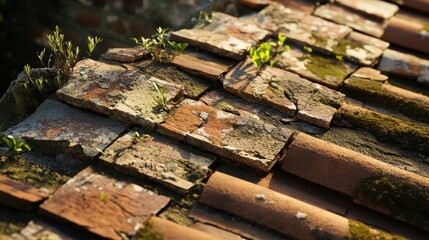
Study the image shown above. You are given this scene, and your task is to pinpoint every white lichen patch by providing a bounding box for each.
[255,194,265,200]
[296,211,307,220]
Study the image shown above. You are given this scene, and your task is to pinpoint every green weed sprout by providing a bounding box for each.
[25,26,102,95]
[249,33,290,70]
[0,133,31,156]
[132,27,188,63]
[152,83,169,111]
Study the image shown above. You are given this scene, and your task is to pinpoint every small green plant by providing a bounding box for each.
[303,46,313,54]
[132,131,149,144]
[0,133,31,156]
[198,10,215,24]
[249,33,290,70]
[132,27,188,63]
[24,26,102,95]
[152,83,169,111]
[336,55,343,61]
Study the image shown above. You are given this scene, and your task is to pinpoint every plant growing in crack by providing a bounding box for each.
[24,26,102,96]
[132,27,188,64]
[0,133,31,156]
[249,33,290,71]
[152,83,169,112]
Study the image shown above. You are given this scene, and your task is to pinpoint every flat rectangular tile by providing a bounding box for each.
[57,59,185,130]
[158,99,293,172]
[39,166,170,240]
[6,99,127,160]
[223,59,345,128]
[100,129,216,194]
[171,12,270,60]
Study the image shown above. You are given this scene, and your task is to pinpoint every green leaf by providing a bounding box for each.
[270,60,277,66]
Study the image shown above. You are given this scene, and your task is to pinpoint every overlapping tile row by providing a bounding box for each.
[343,67,429,123]
[281,133,429,231]
[197,171,406,240]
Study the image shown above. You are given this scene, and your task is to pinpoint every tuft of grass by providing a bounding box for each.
[132,27,188,64]
[0,133,31,156]
[152,83,169,112]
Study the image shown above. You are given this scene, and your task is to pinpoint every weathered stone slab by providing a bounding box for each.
[6,100,127,159]
[159,99,293,172]
[274,44,358,89]
[39,167,170,240]
[333,32,387,66]
[378,48,429,86]
[171,48,236,81]
[131,60,215,99]
[57,59,185,130]
[335,0,399,20]
[100,129,215,194]
[170,12,270,60]
[100,47,147,63]
[223,59,345,128]
[314,3,385,38]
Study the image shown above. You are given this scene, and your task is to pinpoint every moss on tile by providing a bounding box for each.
[0,220,25,236]
[138,62,213,99]
[345,78,429,122]
[0,155,71,189]
[332,106,429,153]
[159,183,205,226]
[298,54,348,84]
[354,176,429,231]
[133,222,164,240]
[333,39,363,56]
[346,220,406,240]
[311,33,328,47]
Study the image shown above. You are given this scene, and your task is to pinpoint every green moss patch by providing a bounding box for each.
[346,220,406,240]
[0,220,25,236]
[354,176,429,231]
[138,62,214,99]
[298,54,348,85]
[133,222,164,240]
[0,155,71,189]
[346,78,383,92]
[333,106,429,153]
[333,39,363,56]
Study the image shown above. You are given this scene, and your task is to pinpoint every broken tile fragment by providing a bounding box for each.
[223,59,345,128]
[100,47,147,63]
[132,60,214,99]
[57,59,184,130]
[314,3,385,38]
[159,99,292,172]
[171,48,236,81]
[335,0,399,20]
[171,12,270,60]
[378,48,429,86]
[274,44,358,89]
[100,129,216,194]
[6,100,127,160]
[236,0,270,9]
[39,167,170,240]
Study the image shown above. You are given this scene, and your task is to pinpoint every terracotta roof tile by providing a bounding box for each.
[282,132,429,231]
[39,166,170,240]
[171,12,270,60]
[335,0,399,20]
